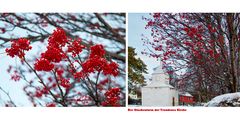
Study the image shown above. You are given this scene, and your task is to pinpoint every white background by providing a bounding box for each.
[0,0,240,12]
[0,107,239,126]
[1,0,240,127]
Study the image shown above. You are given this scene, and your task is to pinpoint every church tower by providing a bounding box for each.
[141,62,179,106]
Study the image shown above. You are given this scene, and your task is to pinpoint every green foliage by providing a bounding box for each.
[128,46,148,86]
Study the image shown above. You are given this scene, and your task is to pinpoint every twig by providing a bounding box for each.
[0,86,17,107]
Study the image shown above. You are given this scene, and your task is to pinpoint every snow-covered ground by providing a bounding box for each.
[205,92,240,107]
[129,92,240,107]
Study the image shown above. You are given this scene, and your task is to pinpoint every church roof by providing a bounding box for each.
[179,92,193,97]
[144,83,174,88]
[144,64,175,88]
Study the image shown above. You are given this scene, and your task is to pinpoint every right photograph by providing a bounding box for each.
[128,13,240,107]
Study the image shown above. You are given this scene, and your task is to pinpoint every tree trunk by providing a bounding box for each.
[226,13,238,92]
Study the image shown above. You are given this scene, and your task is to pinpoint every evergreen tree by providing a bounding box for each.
[128,46,148,88]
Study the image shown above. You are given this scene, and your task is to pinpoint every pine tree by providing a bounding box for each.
[128,46,148,90]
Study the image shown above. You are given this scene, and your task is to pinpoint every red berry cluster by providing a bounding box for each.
[41,46,65,63]
[101,87,121,107]
[67,39,85,57]
[10,71,21,82]
[34,28,68,71]
[34,86,50,98]
[34,58,54,71]
[89,44,105,58]
[59,78,71,89]
[81,57,109,73]
[77,44,119,78]
[48,28,68,48]
[102,62,119,76]
[5,38,32,58]
[54,68,71,89]
[46,103,56,107]
[5,27,121,107]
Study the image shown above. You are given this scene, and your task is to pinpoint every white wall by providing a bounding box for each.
[142,87,178,106]
[170,88,179,106]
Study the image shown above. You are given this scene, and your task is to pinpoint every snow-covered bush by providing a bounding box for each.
[204,92,240,107]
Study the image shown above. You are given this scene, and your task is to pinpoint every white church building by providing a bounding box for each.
[142,63,179,106]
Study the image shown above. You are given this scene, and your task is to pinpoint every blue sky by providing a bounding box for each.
[0,47,32,106]
[0,19,56,106]
[128,13,160,79]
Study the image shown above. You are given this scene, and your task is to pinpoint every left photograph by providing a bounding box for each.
[0,13,126,107]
